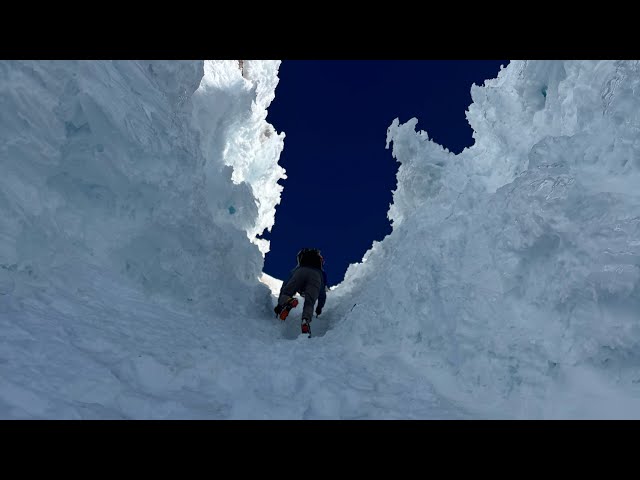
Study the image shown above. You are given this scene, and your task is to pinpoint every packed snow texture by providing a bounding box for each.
[2,60,639,419]
[0,60,283,314]
[337,60,640,418]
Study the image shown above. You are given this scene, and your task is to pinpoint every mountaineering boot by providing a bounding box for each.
[301,318,311,337]
[276,297,299,321]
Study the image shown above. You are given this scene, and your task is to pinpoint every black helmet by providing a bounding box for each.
[297,248,321,266]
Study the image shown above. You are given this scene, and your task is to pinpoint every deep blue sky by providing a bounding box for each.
[259,60,509,286]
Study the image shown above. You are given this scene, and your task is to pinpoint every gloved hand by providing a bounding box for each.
[315,306,322,316]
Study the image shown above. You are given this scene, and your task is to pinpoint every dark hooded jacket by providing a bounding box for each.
[286,252,328,310]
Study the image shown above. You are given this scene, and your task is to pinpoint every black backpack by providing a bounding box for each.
[296,248,323,269]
